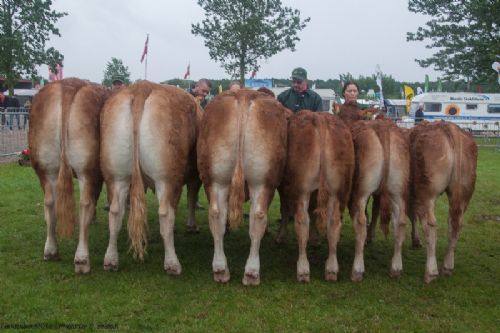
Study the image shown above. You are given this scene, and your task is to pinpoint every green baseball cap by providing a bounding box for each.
[291,67,307,81]
[112,76,124,84]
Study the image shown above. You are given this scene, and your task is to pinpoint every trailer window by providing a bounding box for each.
[487,104,500,113]
[466,104,477,110]
[424,103,441,112]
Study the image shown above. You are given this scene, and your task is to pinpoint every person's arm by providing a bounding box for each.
[314,94,323,111]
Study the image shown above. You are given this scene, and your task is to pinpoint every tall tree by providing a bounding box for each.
[102,58,131,87]
[407,0,500,85]
[192,0,310,84]
[0,0,66,95]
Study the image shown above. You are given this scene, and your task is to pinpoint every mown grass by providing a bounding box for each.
[0,148,499,332]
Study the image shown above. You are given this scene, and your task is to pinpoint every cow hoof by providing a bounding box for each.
[185,225,200,234]
[103,261,119,272]
[164,261,182,275]
[74,259,91,274]
[412,239,422,249]
[242,271,260,286]
[351,271,364,282]
[325,271,338,281]
[43,252,60,261]
[213,269,230,283]
[442,267,453,276]
[297,272,310,283]
[424,272,438,284]
[390,269,402,279]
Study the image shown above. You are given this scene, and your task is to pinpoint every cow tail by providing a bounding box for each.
[56,85,78,239]
[378,192,391,238]
[377,124,391,237]
[128,85,151,260]
[228,99,247,229]
[315,115,329,234]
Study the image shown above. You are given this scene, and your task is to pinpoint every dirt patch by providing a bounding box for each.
[477,214,500,222]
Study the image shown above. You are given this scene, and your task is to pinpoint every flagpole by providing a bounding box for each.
[144,34,149,80]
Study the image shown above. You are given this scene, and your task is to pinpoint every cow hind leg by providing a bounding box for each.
[351,195,370,282]
[418,199,439,283]
[275,189,290,244]
[103,180,129,271]
[74,175,98,273]
[294,193,311,282]
[325,197,341,281]
[42,174,60,261]
[208,184,230,283]
[442,196,466,276]
[243,186,272,286]
[390,197,406,278]
[366,195,380,244]
[156,182,182,275]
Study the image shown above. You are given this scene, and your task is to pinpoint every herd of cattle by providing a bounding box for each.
[28,78,478,285]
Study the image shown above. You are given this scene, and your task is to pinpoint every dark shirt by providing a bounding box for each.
[3,96,20,108]
[415,108,424,123]
[277,88,323,112]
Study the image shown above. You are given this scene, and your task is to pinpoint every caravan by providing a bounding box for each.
[407,92,500,132]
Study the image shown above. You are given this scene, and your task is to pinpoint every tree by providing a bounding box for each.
[0,0,66,95]
[407,0,500,85]
[192,0,310,84]
[102,58,131,87]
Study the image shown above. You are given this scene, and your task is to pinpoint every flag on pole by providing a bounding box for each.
[375,64,384,109]
[250,68,257,79]
[424,74,429,92]
[404,85,415,114]
[184,63,190,79]
[218,84,223,94]
[140,35,149,63]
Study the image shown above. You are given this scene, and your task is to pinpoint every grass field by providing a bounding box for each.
[1,148,499,332]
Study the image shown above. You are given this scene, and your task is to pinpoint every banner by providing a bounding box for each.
[244,79,272,88]
[424,74,429,93]
[404,84,415,114]
[375,64,384,109]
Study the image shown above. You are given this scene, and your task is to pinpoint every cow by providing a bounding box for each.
[338,105,410,281]
[100,81,201,273]
[29,78,110,273]
[197,89,288,285]
[409,121,477,283]
[283,111,354,282]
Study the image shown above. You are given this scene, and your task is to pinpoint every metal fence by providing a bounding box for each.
[1,109,499,160]
[0,108,30,158]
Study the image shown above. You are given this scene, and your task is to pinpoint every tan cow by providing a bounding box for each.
[100,81,201,273]
[29,78,110,273]
[410,121,477,283]
[197,89,288,285]
[284,111,354,282]
[339,105,410,281]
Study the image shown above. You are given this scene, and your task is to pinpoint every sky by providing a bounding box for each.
[46,0,439,84]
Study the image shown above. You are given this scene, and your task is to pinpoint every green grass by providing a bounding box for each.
[1,148,499,332]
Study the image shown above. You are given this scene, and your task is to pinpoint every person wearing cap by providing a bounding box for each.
[277,67,323,112]
[190,78,212,109]
[111,77,125,91]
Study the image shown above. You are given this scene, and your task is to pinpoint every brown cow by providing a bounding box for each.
[339,105,410,281]
[197,89,288,285]
[284,111,354,282]
[29,78,110,273]
[410,121,477,283]
[100,81,201,273]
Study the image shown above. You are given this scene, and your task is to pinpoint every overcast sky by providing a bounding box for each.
[46,0,439,84]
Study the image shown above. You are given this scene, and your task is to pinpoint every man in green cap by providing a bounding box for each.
[111,76,125,91]
[277,67,323,112]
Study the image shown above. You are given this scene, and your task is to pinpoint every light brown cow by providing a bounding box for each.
[100,81,201,273]
[339,105,410,281]
[29,78,110,273]
[197,89,288,285]
[409,121,477,283]
[284,111,354,282]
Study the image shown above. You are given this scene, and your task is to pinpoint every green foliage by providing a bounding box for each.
[407,0,500,85]
[192,0,310,84]
[102,58,131,87]
[0,146,499,331]
[0,0,66,94]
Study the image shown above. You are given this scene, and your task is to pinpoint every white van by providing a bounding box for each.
[407,92,500,131]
